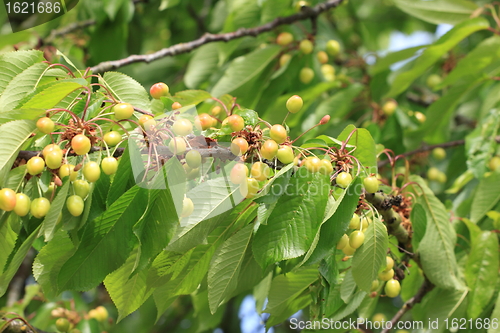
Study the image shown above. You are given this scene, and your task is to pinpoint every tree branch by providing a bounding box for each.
[378,135,500,168]
[380,278,434,333]
[89,0,345,73]
[45,19,96,44]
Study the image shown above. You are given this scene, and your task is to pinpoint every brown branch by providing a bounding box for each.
[377,135,500,168]
[45,19,96,44]
[380,278,434,333]
[89,0,345,73]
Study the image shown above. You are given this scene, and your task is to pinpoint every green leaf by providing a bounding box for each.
[19,80,87,110]
[0,120,36,174]
[170,90,213,106]
[0,50,45,96]
[184,43,220,89]
[41,181,70,242]
[438,36,500,89]
[489,292,500,333]
[104,247,153,322]
[370,45,428,75]
[107,147,136,206]
[0,226,41,297]
[314,84,364,124]
[471,172,500,223]
[0,62,48,112]
[0,216,17,275]
[234,108,259,127]
[465,231,499,319]
[264,266,318,316]
[331,290,367,321]
[101,72,151,111]
[393,0,478,25]
[253,170,330,268]
[420,288,468,329]
[351,218,388,293]
[340,270,357,303]
[408,175,464,290]
[208,223,253,314]
[338,125,378,176]
[386,17,490,98]
[33,230,76,299]
[58,186,149,291]
[211,46,281,97]
[411,203,427,250]
[0,108,45,123]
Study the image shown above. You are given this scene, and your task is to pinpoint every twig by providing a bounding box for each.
[45,19,96,44]
[380,278,434,333]
[378,135,500,168]
[89,0,345,73]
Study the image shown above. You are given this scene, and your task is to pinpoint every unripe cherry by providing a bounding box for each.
[71,134,91,156]
[378,268,394,281]
[336,172,352,188]
[261,139,278,160]
[42,144,61,158]
[73,180,90,199]
[251,162,270,181]
[270,124,287,144]
[299,39,313,54]
[349,214,360,229]
[226,114,245,132]
[382,100,397,116]
[305,156,321,173]
[299,67,314,84]
[319,159,333,175]
[230,163,249,184]
[36,117,55,134]
[59,164,78,181]
[286,95,303,114]
[277,145,294,164]
[27,156,45,175]
[45,150,63,169]
[82,161,101,183]
[0,188,17,211]
[14,193,30,216]
[231,137,249,156]
[276,32,294,46]
[279,54,292,67]
[138,115,154,127]
[181,197,194,217]
[113,103,134,120]
[211,106,221,116]
[316,51,328,64]
[195,113,214,131]
[336,234,349,249]
[30,197,50,219]
[101,157,118,175]
[384,279,401,298]
[349,230,365,249]
[342,242,356,256]
[66,195,85,217]
[241,178,260,199]
[185,150,202,169]
[172,118,193,136]
[103,131,122,146]
[150,82,170,99]
[168,138,186,155]
[172,102,182,110]
[326,40,340,56]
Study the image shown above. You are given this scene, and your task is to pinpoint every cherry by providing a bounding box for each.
[138,115,154,127]
[349,230,365,249]
[342,242,356,256]
[211,106,221,116]
[103,131,122,147]
[172,118,193,136]
[370,280,379,292]
[195,113,214,130]
[30,197,50,219]
[277,145,294,164]
[426,74,442,89]
[82,161,101,183]
[73,180,90,198]
[230,163,249,184]
[326,40,340,56]
[299,67,314,84]
[432,147,446,161]
[59,164,78,181]
[489,156,500,171]
[261,139,278,160]
[349,214,360,229]
[319,159,333,175]
[414,111,426,124]
[321,64,336,81]
[384,256,394,271]
[363,176,379,193]
[378,268,394,281]
[72,134,91,156]
[185,150,202,168]
[27,156,45,175]
[36,117,55,134]
[168,137,187,155]
[181,197,194,218]
[270,124,287,144]
[113,103,134,120]
[372,313,386,324]
[55,318,71,332]
[317,51,328,64]
[359,216,370,230]
[336,172,352,188]
[276,32,294,46]
[251,162,270,181]
[231,137,249,156]
[185,167,200,180]
[150,82,170,99]
[0,188,17,211]
[14,193,30,216]
[336,234,349,249]
[382,100,397,116]
[304,157,321,173]
[279,54,292,67]
[89,306,109,322]
[299,39,313,54]
[42,144,61,158]
[243,177,260,199]
[427,167,440,181]
[286,95,303,114]
[45,150,63,169]
[384,279,401,298]
[226,114,245,132]
[101,157,118,175]
[66,195,84,217]
[172,102,182,110]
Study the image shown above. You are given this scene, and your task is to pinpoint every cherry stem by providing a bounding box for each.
[212,97,230,117]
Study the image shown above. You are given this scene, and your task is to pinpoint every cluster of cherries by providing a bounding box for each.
[275,31,341,84]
